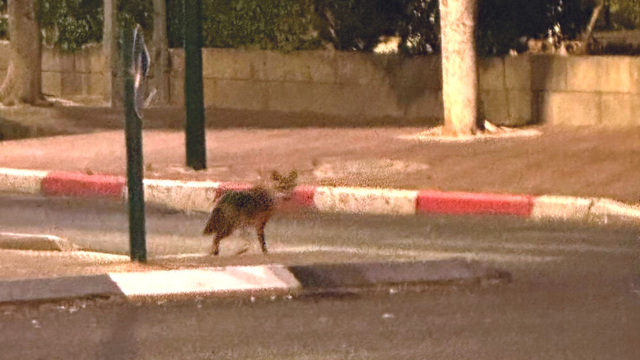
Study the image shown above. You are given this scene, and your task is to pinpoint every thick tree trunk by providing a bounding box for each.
[0,0,48,106]
[152,0,170,104]
[439,0,478,136]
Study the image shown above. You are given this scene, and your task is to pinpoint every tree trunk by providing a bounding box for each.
[0,0,48,106]
[103,0,121,107]
[439,0,478,136]
[582,0,604,41]
[152,0,170,105]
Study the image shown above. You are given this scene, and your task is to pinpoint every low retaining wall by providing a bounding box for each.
[1,40,639,127]
[0,42,106,100]
[169,49,640,127]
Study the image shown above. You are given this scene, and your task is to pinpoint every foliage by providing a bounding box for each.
[175,0,436,54]
[39,0,103,52]
[39,0,153,52]
[204,0,320,51]
[604,0,640,29]
[1,0,639,55]
[168,0,321,51]
[477,0,593,55]
[0,0,7,39]
[311,0,405,51]
[310,0,591,56]
[117,0,154,43]
[398,0,441,55]
[1,0,153,52]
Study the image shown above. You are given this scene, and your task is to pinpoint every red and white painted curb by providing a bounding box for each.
[0,167,639,224]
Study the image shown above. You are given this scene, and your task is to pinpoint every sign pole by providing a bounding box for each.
[123,25,149,262]
[184,0,207,170]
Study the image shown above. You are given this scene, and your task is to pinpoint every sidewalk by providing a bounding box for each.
[1,106,639,202]
[1,118,639,223]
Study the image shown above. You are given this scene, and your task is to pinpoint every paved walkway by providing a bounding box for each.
[1,105,639,202]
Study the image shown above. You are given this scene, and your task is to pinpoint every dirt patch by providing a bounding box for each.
[313,158,430,186]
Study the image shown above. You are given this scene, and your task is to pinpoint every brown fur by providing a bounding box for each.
[203,170,297,256]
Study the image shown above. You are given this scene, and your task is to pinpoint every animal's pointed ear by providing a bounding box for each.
[271,170,282,181]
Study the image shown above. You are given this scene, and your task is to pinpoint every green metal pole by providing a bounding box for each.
[122,26,147,263]
[184,0,207,170]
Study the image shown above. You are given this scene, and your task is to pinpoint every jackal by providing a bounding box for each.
[203,170,298,256]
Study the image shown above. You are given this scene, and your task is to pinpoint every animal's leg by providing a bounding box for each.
[211,230,232,256]
[256,222,268,254]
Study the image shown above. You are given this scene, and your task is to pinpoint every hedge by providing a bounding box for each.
[0,0,625,56]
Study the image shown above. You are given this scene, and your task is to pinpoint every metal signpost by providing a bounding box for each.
[123,25,150,262]
[184,0,207,171]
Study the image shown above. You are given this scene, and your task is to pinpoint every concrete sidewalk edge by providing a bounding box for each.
[0,233,77,252]
[0,168,638,225]
[0,259,506,304]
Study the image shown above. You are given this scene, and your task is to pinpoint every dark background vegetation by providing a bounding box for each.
[0,0,637,55]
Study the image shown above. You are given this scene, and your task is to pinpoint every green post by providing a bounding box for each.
[123,26,147,263]
[184,0,207,170]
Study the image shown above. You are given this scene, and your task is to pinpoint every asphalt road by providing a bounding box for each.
[0,194,636,261]
[1,263,639,360]
[0,194,639,359]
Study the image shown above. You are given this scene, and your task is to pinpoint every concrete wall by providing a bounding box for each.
[42,44,107,99]
[532,56,640,127]
[1,41,639,127]
[0,41,106,100]
[169,49,445,120]
[169,49,640,127]
[169,49,537,125]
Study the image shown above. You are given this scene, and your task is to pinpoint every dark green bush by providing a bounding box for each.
[0,0,8,39]
[0,0,631,56]
[117,0,153,44]
[477,0,593,55]
[168,0,321,51]
[0,0,152,52]
[312,0,406,51]
[397,0,441,55]
[202,0,320,51]
[39,0,104,52]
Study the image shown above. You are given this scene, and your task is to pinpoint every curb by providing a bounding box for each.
[0,233,77,252]
[0,168,639,225]
[0,259,508,304]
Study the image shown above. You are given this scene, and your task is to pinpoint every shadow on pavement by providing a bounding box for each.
[0,105,441,140]
[0,117,42,140]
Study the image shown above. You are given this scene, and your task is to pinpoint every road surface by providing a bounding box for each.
[0,194,638,359]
